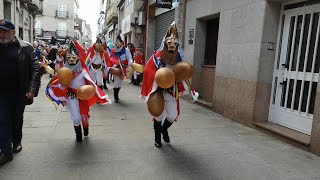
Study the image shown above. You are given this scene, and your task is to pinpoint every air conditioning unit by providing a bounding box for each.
[138,11,145,26]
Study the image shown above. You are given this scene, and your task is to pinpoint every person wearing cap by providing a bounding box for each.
[108,35,133,102]
[46,40,111,142]
[85,36,110,91]
[141,22,198,148]
[0,19,40,165]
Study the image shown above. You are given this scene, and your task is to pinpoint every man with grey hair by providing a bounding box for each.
[0,19,40,166]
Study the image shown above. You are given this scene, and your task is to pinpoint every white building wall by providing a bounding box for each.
[36,0,78,42]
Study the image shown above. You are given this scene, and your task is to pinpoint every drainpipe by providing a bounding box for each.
[143,0,148,62]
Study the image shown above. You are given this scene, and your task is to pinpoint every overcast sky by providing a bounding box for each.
[78,0,100,40]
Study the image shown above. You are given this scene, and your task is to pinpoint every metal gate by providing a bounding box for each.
[155,10,175,50]
[269,3,320,135]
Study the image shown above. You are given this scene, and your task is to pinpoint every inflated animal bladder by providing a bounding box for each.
[172,61,194,81]
[57,67,73,87]
[155,67,175,89]
[147,91,164,117]
[131,63,144,73]
[109,67,123,77]
[76,85,96,100]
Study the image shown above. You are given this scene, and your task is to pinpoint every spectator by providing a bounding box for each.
[0,19,40,166]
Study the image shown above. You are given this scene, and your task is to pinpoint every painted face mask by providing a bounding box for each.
[66,54,79,65]
[66,41,79,65]
[165,22,179,53]
[95,43,104,52]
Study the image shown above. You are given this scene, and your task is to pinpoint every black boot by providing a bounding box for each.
[114,88,120,102]
[74,125,82,142]
[83,127,89,136]
[99,85,104,90]
[154,120,162,148]
[161,119,173,143]
[103,78,108,89]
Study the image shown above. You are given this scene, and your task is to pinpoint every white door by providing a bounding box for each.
[269,4,320,135]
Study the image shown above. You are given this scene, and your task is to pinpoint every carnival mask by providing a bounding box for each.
[66,54,79,65]
[95,43,104,52]
[165,34,179,53]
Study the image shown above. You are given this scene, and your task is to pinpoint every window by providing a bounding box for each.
[57,22,67,36]
[19,10,23,25]
[4,1,11,21]
[58,3,67,17]
[35,20,42,36]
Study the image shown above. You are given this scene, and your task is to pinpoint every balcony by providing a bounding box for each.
[19,0,32,3]
[21,0,43,15]
[56,30,68,38]
[35,28,43,37]
[106,3,118,25]
[55,10,69,19]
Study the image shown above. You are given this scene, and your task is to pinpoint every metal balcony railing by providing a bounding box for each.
[55,10,69,19]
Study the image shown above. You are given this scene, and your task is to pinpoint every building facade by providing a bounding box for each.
[35,0,79,44]
[0,0,43,43]
[145,0,320,155]
[117,0,144,51]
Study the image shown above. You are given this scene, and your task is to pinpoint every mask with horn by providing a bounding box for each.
[66,41,79,66]
[160,21,180,65]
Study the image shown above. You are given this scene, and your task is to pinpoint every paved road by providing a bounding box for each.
[1,75,320,180]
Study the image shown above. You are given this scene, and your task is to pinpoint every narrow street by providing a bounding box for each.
[1,75,320,180]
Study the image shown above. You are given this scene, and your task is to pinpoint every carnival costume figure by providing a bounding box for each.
[141,22,199,148]
[54,47,65,71]
[109,35,133,102]
[46,40,111,142]
[127,43,144,85]
[86,37,110,91]
[104,38,114,85]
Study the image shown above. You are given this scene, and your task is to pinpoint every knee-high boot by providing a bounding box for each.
[114,88,120,102]
[161,119,173,143]
[74,125,82,142]
[153,120,162,148]
[103,78,108,89]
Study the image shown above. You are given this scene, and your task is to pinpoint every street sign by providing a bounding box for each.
[155,0,172,9]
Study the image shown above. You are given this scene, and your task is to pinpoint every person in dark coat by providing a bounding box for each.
[0,19,40,166]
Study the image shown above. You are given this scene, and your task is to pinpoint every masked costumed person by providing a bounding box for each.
[86,36,110,90]
[46,40,111,142]
[109,35,133,102]
[105,39,115,84]
[54,47,65,72]
[141,22,199,148]
[127,43,144,85]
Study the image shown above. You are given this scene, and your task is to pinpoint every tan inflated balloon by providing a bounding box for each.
[131,63,144,73]
[147,91,164,117]
[127,66,134,76]
[155,67,175,89]
[109,67,123,77]
[76,85,96,100]
[57,67,73,87]
[173,61,194,81]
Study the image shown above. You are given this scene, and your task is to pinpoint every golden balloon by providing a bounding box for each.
[109,67,123,77]
[147,91,165,117]
[127,66,134,76]
[155,67,175,89]
[57,67,73,87]
[76,85,96,100]
[131,63,144,73]
[172,61,194,81]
